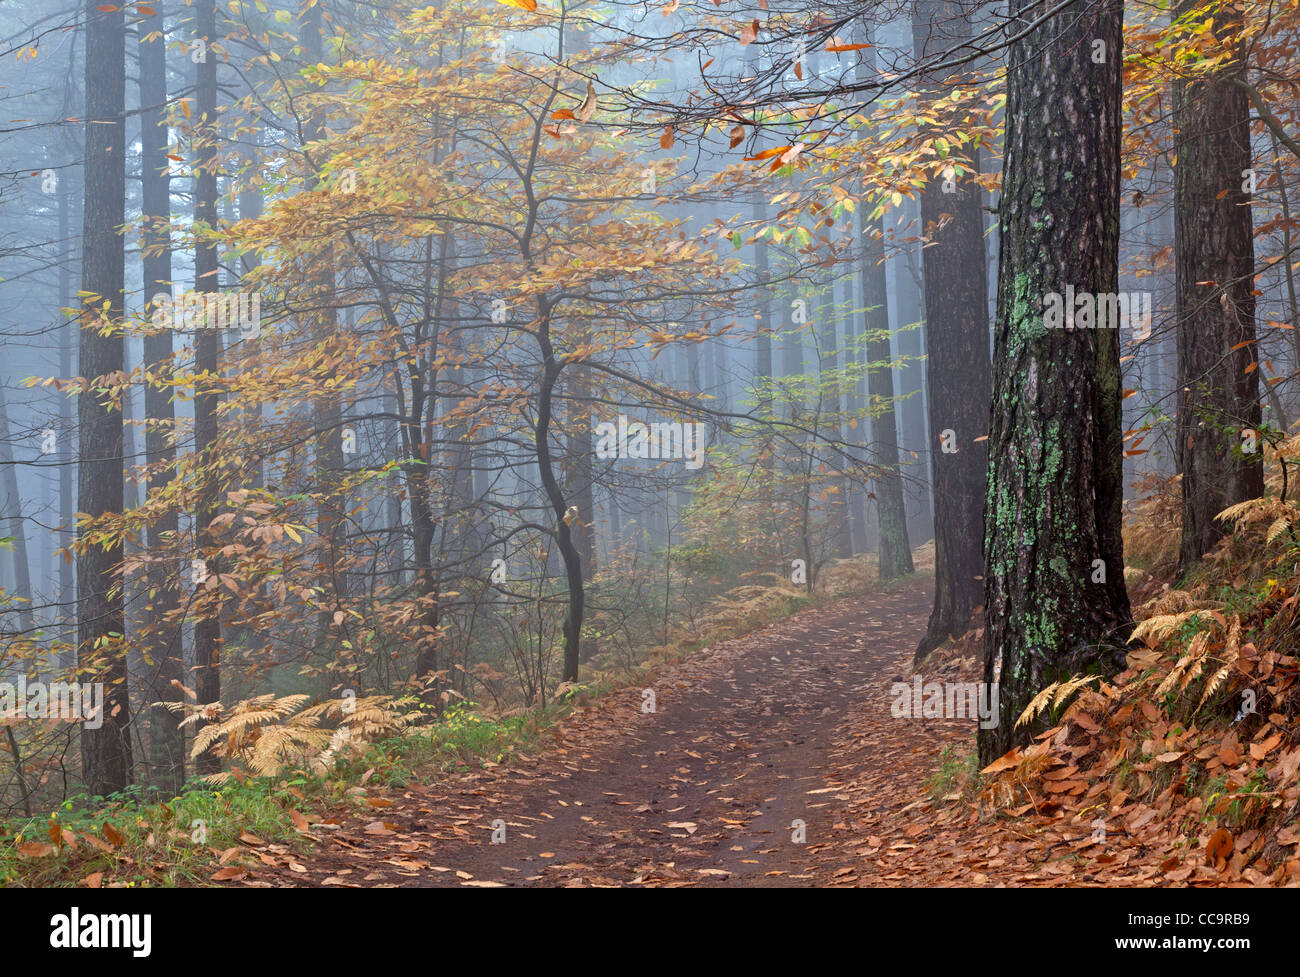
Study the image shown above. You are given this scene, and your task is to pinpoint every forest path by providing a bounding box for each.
[248,576,1007,888]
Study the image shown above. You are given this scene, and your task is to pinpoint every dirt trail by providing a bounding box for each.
[233,576,1297,888]
[244,578,968,888]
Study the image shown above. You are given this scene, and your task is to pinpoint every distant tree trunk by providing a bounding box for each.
[753,191,774,417]
[839,275,869,555]
[913,0,992,660]
[893,194,933,544]
[861,210,915,581]
[192,0,222,773]
[138,0,183,794]
[857,30,913,582]
[78,0,132,795]
[819,279,851,558]
[1173,0,1263,573]
[58,158,76,668]
[0,387,34,633]
[300,2,346,642]
[409,235,452,703]
[980,0,1132,765]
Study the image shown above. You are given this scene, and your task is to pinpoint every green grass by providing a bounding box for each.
[0,775,323,887]
[926,744,981,802]
[0,698,579,887]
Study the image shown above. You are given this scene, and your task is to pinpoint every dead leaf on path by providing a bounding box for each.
[1206,827,1234,869]
[211,866,246,881]
[17,842,54,858]
[980,747,1022,775]
[289,810,311,833]
[82,872,103,888]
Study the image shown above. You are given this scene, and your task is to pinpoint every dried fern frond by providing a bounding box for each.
[1134,588,1216,620]
[1016,675,1101,729]
[1217,497,1300,540]
[1196,616,1243,709]
[1129,611,1203,648]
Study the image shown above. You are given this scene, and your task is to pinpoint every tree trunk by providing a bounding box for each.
[893,194,933,544]
[0,387,34,633]
[138,0,184,794]
[1173,0,1263,572]
[192,0,222,773]
[861,209,915,581]
[980,0,1132,765]
[78,0,132,795]
[913,0,992,660]
[301,2,347,643]
[820,277,851,558]
[536,303,585,684]
[58,157,77,670]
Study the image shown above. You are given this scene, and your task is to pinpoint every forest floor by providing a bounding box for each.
[232,574,1274,888]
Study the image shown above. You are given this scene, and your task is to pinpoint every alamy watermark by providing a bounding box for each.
[150,290,262,338]
[594,415,706,470]
[1041,286,1151,338]
[0,679,104,730]
[890,676,999,730]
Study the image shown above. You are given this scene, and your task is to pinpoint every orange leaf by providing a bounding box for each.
[1206,827,1234,866]
[17,841,55,858]
[980,747,1023,775]
[739,19,758,45]
[744,146,789,161]
[102,822,125,847]
[289,809,311,833]
[660,127,675,149]
[494,0,537,9]
[826,42,871,52]
[728,125,745,149]
[550,109,576,120]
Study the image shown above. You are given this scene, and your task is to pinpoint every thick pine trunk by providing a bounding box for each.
[913,0,992,660]
[980,0,1132,765]
[1173,0,1263,572]
[78,0,132,795]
